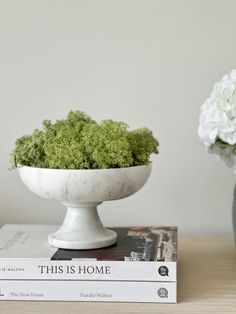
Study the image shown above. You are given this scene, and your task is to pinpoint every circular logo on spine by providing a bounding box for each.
[157,287,168,298]
[158,265,169,276]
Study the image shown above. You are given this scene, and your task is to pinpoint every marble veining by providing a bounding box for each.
[17,164,152,249]
[18,165,151,203]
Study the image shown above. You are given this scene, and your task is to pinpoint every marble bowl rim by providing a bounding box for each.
[17,163,152,172]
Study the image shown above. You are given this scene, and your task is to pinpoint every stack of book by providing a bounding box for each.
[0,225,177,303]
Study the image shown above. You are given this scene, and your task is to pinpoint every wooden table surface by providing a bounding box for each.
[1,234,236,314]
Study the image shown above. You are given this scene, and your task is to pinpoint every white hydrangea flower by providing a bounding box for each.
[198,69,236,166]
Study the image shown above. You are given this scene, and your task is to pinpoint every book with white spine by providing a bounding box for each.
[0,224,177,303]
[0,225,177,281]
[0,280,176,303]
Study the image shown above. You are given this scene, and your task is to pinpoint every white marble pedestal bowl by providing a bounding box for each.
[18,165,152,250]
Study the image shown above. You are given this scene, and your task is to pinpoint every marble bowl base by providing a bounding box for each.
[48,202,117,250]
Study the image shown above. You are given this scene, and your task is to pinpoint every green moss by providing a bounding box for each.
[82,120,134,169]
[127,128,158,166]
[10,110,159,169]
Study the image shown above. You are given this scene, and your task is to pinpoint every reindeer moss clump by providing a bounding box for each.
[11,111,159,169]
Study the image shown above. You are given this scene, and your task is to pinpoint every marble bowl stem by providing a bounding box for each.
[49,202,117,249]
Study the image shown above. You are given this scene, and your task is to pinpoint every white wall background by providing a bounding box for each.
[0,0,236,234]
